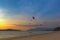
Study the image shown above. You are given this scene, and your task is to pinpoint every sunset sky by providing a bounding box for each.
[0,0,60,30]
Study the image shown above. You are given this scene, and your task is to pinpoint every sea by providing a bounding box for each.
[0,31,53,39]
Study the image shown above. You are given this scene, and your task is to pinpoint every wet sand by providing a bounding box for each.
[0,31,60,40]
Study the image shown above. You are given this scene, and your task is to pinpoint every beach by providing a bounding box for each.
[0,31,60,40]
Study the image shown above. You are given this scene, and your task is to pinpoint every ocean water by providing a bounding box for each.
[0,31,52,39]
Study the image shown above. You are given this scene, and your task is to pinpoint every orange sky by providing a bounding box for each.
[0,23,37,30]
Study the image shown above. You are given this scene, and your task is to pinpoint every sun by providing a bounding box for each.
[0,18,9,29]
[0,19,7,29]
[0,19,4,26]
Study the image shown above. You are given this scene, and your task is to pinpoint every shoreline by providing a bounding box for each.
[0,31,56,40]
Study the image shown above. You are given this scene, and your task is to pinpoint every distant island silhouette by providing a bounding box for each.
[0,29,21,31]
[28,28,54,31]
[54,27,60,31]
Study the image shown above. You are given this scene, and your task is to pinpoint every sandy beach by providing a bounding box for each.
[0,31,60,40]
